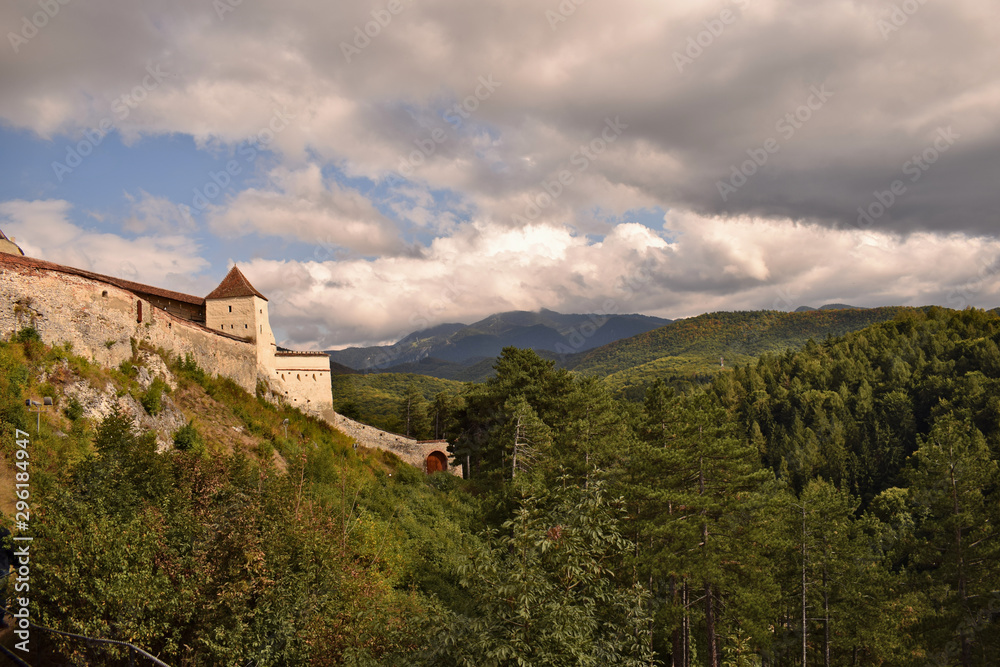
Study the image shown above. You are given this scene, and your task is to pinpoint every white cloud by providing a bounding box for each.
[0,199,210,293]
[235,212,1000,350]
[207,164,405,256]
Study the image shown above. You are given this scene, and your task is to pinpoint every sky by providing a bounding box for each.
[1,0,999,350]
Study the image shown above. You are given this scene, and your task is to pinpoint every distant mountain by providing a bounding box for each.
[326,309,672,372]
[795,303,867,312]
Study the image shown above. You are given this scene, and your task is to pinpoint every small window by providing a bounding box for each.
[228,306,232,312]
[101,290,108,297]
[297,374,301,380]
[220,325,224,330]
[245,324,248,329]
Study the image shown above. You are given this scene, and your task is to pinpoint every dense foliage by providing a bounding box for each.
[5,306,1000,665]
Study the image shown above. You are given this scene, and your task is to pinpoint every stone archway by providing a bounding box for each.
[425,450,448,474]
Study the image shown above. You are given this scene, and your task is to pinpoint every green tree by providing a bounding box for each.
[433,481,655,666]
[627,385,779,666]
[906,414,1000,665]
[400,382,431,439]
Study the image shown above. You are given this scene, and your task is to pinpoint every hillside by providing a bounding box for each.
[566,306,915,397]
[327,309,671,371]
[0,330,478,664]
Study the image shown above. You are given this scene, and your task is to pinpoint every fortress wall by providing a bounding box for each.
[0,264,259,393]
[272,355,334,413]
[321,408,461,476]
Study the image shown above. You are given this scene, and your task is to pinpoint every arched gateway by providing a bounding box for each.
[425,451,448,473]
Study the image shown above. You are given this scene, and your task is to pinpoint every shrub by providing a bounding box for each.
[14,327,41,345]
[64,397,84,421]
[141,377,166,416]
[173,420,202,451]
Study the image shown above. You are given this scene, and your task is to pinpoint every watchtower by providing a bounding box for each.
[204,265,277,365]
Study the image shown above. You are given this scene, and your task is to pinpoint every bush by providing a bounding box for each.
[174,353,206,384]
[141,377,166,416]
[64,397,84,421]
[173,420,202,451]
[14,327,42,345]
[14,327,45,360]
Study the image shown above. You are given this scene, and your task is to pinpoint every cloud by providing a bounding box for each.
[3,0,999,237]
[123,189,197,234]
[0,199,210,293]
[206,164,407,256]
[234,212,1000,350]
[3,0,1000,349]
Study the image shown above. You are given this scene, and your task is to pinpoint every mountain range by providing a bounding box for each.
[326,309,672,372]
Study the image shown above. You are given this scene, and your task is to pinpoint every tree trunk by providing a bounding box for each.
[802,503,808,667]
[705,581,718,667]
[823,565,830,667]
[949,445,971,667]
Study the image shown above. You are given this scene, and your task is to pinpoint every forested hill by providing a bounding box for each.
[566,306,914,396]
[710,306,1000,505]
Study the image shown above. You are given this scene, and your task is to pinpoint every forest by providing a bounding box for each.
[2,306,1000,665]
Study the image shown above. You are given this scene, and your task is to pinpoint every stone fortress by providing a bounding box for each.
[0,228,455,475]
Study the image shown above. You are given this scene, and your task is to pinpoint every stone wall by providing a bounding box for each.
[0,262,259,394]
[272,353,334,413]
[321,408,461,476]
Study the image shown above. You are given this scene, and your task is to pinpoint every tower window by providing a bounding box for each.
[245,324,248,328]
[102,290,108,297]
[228,306,232,312]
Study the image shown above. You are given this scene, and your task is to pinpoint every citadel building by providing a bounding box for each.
[0,232,332,414]
[0,229,456,474]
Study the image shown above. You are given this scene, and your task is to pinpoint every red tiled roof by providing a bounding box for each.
[205,265,267,301]
[0,252,205,306]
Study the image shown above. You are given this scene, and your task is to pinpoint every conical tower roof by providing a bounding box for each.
[205,265,267,301]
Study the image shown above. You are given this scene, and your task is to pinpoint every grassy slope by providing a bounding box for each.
[567,307,917,396]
